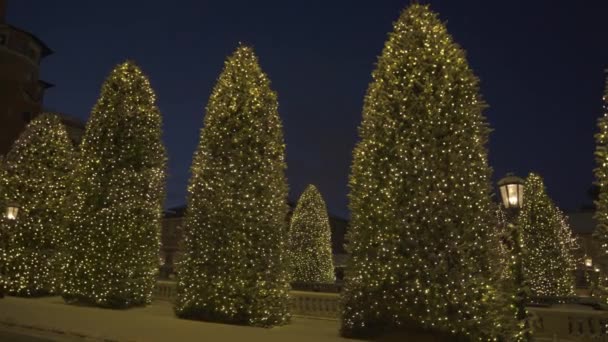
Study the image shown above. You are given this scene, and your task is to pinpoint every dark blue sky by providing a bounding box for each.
[8,1,608,217]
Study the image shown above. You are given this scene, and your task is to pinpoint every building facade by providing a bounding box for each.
[0,0,54,155]
[0,0,85,153]
[160,204,349,280]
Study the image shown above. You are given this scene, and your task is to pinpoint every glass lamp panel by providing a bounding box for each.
[517,184,524,208]
[499,185,509,208]
[5,206,18,220]
[506,184,519,208]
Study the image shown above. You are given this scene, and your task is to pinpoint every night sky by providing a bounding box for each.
[8,1,608,218]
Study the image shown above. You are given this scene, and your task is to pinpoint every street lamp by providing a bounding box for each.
[1,202,19,298]
[4,203,19,221]
[498,173,529,340]
[498,173,525,210]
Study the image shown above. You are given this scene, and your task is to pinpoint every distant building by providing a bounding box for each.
[0,0,55,155]
[0,1,85,152]
[159,206,186,279]
[159,204,349,280]
[567,210,603,290]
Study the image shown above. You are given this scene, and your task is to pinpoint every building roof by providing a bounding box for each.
[38,80,54,89]
[7,24,53,58]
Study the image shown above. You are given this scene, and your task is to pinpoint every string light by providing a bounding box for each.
[517,173,576,297]
[593,77,608,299]
[340,4,518,339]
[174,45,290,327]
[1,114,74,296]
[61,61,166,308]
[288,185,335,284]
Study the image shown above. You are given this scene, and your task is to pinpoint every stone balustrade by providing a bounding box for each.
[290,290,340,319]
[153,281,608,340]
[528,305,608,341]
[153,281,341,319]
[154,280,177,301]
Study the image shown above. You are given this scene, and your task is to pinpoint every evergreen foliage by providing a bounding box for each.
[341,4,514,339]
[518,173,576,297]
[288,185,335,284]
[2,114,74,296]
[175,46,290,327]
[594,77,608,281]
[0,157,5,295]
[62,62,166,308]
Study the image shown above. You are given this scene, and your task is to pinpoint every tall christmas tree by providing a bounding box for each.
[341,4,511,339]
[1,114,74,296]
[594,76,608,277]
[62,62,166,308]
[0,156,8,296]
[518,173,576,297]
[288,185,335,284]
[175,46,290,327]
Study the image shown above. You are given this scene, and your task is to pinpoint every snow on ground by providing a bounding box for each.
[0,296,352,342]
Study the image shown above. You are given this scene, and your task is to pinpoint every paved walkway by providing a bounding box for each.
[0,296,353,342]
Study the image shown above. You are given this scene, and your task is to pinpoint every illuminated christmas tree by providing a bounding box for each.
[341,4,513,339]
[62,62,166,308]
[518,173,576,297]
[0,156,9,298]
[288,185,335,284]
[594,77,608,280]
[2,114,74,296]
[175,46,290,327]
[0,157,5,296]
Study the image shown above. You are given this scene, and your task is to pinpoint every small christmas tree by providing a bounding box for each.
[2,114,74,296]
[341,4,513,339]
[175,45,290,327]
[517,173,576,297]
[288,185,335,284]
[62,62,166,308]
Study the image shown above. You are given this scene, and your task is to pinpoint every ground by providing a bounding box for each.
[0,296,349,342]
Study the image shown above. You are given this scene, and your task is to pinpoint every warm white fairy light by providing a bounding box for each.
[175,45,290,327]
[61,62,166,308]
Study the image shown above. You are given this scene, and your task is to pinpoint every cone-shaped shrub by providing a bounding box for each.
[594,76,608,292]
[175,46,290,327]
[62,62,166,308]
[288,185,335,284]
[341,4,514,339]
[2,114,74,296]
[518,173,576,296]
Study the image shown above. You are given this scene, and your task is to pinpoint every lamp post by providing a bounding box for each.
[498,173,524,213]
[497,173,528,339]
[0,202,19,298]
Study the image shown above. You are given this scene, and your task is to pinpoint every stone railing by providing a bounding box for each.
[154,281,608,340]
[153,281,341,319]
[290,290,340,319]
[528,304,608,341]
[154,280,177,301]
